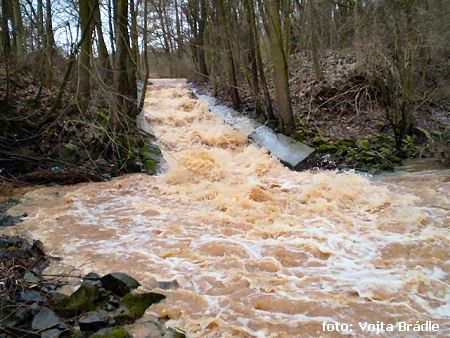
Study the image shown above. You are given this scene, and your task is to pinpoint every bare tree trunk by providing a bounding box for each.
[263,0,294,134]
[245,0,274,121]
[308,0,323,81]
[1,0,11,100]
[114,0,137,119]
[128,0,137,103]
[240,2,261,116]
[130,0,139,75]
[94,0,111,77]
[45,0,55,48]
[36,0,44,48]
[174,0,183,55]
[107,0,115,57]
[215,0,240,108]
[207,16,219,96]
[138,0,150,112]
[1,0,12,58]
[354,0,362,67]
[10,0,25,64]
[9,0,18,62]
[197,0,208,80]
[77,0,94,112]
[44,0,55,88]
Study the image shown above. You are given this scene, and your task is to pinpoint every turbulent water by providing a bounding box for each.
[6,80,450,337]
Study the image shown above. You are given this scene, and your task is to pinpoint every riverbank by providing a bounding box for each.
[0,66,162,187]
[195,51,450,173]
[0,235,185,338]
[2,80,448,337]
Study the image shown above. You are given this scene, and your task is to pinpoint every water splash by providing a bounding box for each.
[194,89,314,167]
[6,79,450,337]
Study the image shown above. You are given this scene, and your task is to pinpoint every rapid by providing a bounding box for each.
[5,79,449,337]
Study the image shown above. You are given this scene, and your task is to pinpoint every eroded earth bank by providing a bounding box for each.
[4,80,449,337]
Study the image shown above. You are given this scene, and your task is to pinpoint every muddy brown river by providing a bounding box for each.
[4,80,449,337]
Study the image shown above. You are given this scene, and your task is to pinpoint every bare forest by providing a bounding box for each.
[1,0,449,182]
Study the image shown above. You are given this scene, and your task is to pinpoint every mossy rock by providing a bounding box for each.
[317,144,338,154]
[115,292,166,324]
[339,138,357,147]
[91,326,131,338]
[359,150,379,163]
[139,143,162,174]
[140,143,161,158]
[57,284,106,316]
[336,145,349,155]
[312,137,326,146]
[101,272,140,297]
[304,129,316,137]
[378,147,393,156]
[376,134,395,144]
[357,139,370,150]
[297,119,307,127]
[143,158,158,172]
[386,154,402,164]
[374,163,395,171]
[295,129,305,142]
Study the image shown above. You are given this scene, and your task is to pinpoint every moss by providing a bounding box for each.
[139,143,162,174]
[295,129,305,142]
[312,137,326,146]
[57,283,105,316]
[143,158,158,172]
[115,292,166,324]
[359,150,379,164]
[357,139,370,150]
[91,326,130,338]
[376,135,394,144]
[336,145,349,155]
[297,119,307,127]
[317,144,338,154]
[305,132,402,172]
[388,155,401,163]
[340,138,357,147]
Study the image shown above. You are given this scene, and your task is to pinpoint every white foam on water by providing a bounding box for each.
[5,80,449,337]
[194,89,314,167]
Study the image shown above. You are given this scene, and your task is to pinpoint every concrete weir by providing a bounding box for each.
[193,87,314,168]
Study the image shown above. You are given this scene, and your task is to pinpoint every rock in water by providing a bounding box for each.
[101,273,140,296]
[157,280,179,290]
[83,272,101,280]
[82,272,102,287]
[31,307,63,331]
[165,327,186,338]
[115,292,166,324]
[30,240,45,257]
[79,311,109,332]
